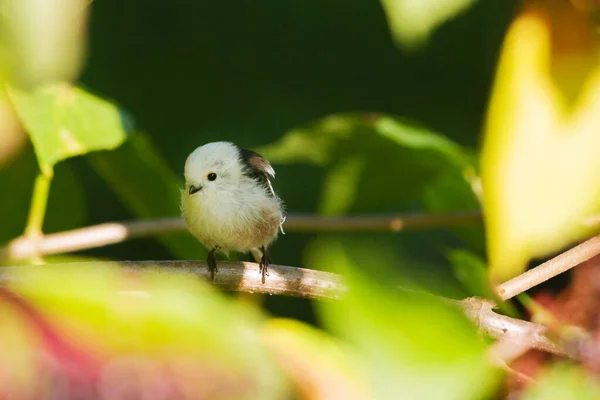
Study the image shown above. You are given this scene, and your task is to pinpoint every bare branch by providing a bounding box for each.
[457,297,574,358]
[0,260,571,358]
[0,261,347,301]
[496,234,600,301]
[0,212,481,262]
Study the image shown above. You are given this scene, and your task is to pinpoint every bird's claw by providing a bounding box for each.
[259,247,271,284]
[207,248,219,281]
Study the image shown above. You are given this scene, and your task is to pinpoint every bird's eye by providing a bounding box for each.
[207,172,217,181]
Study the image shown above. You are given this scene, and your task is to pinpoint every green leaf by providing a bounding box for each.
[86,132,206,259]
[257,113,477,216]
[262,112,481,296]
[6,83,129,177]
[380,0,480,50]
[524,364,600,400]
[306,238,499,400]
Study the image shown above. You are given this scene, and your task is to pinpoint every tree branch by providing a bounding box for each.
[496,234,600,301]
[0,212,481,262]
[0,261,348,300]
[0,260,572,359]
[457,297,574,358]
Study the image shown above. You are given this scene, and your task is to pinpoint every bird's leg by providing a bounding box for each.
[206,247,218,281]
[259,246,271,284]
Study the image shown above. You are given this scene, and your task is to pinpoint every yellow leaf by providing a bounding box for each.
[482,0,600,283]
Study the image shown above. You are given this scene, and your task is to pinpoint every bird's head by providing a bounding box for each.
[183,141,244,197]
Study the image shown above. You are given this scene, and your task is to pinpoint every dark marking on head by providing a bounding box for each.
[238,147,277,197]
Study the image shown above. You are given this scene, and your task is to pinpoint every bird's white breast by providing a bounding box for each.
[182,179,282,254]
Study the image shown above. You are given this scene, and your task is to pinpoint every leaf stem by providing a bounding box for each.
[23,173,52,260]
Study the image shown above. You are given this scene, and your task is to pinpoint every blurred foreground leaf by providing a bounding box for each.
[523,364,600,400]
[7,83,129,177]
[306,238,499,400]
[481,1,600,282]
[380,0,479,50]
[0,264,286,399]
[87,133,206,259]
[263,318,370,399]
[0,0,89,87]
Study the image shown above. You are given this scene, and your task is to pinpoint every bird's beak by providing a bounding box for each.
[189,184,202,195]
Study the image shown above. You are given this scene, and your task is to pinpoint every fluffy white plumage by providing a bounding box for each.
[181,142,284,282]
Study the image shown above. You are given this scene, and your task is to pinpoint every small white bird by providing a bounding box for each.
[181,141,285,284]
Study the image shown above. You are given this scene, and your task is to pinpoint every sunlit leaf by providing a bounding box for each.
[481,1,600,282]
[7,83,129,177]
[380,0,479,50]
[306,238,499,399]
[523,364,600,400]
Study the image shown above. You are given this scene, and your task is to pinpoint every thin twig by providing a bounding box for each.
[282,212,481,232]
[496,234,600,301]
[0,212,481,262]
[0,261,571,358]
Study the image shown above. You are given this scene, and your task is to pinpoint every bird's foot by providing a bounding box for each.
[259,246,271,284]
[207,248,219,281]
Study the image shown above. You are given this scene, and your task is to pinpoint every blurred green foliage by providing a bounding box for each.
[307,239,499,399]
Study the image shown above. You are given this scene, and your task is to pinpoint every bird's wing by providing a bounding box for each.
[239,148,277,198]
[239,148,286,234]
